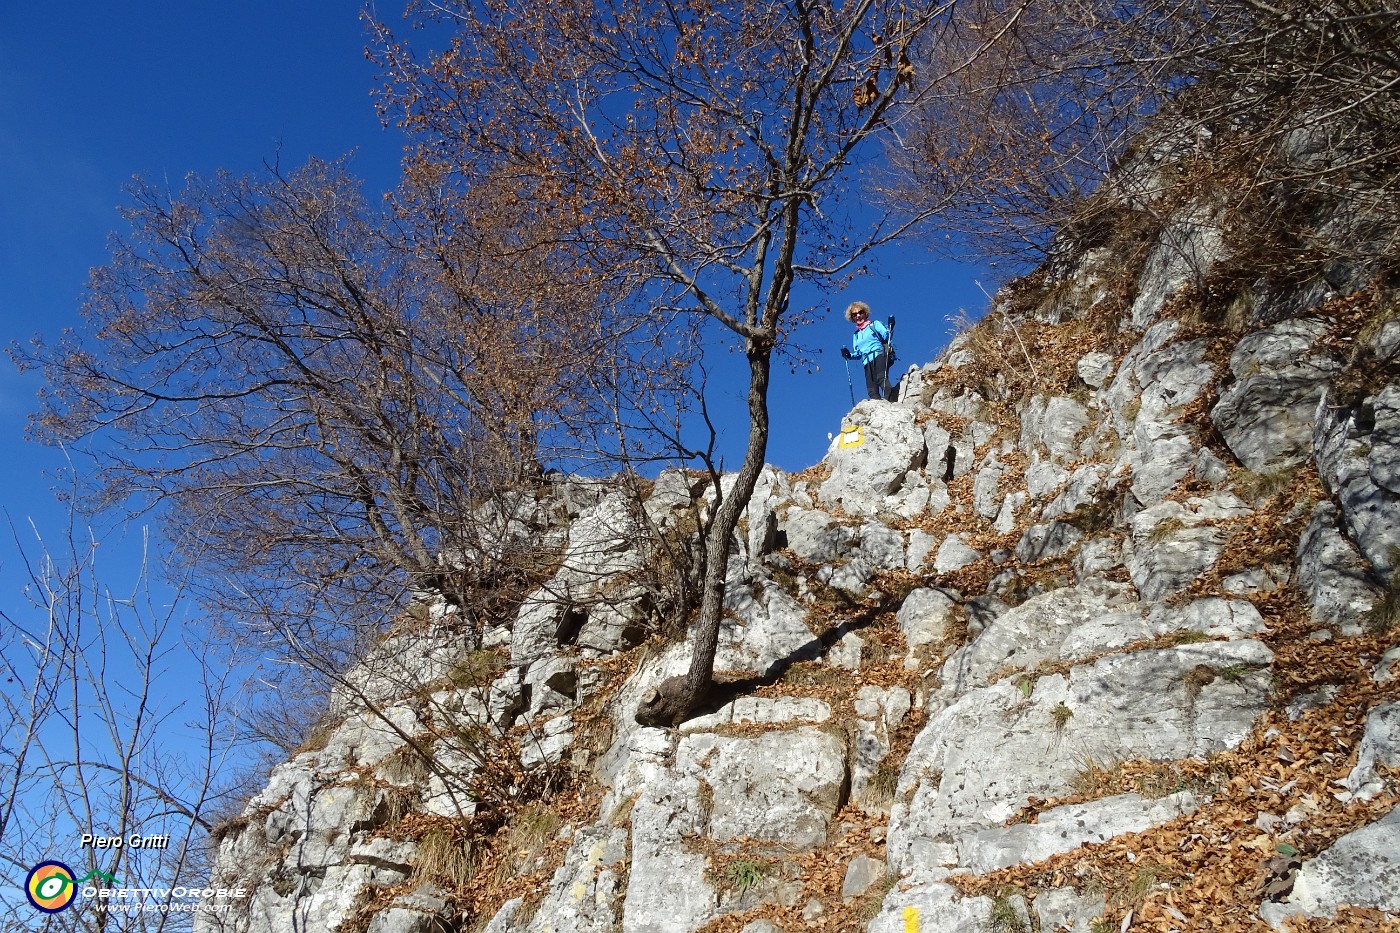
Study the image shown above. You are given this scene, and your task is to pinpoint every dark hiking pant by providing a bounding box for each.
[864,351,897,402]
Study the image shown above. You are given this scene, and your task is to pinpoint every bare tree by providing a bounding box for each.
[892,0,1400,264]
[0,511,241,931]
[12,157,655,676]
[372,0,975,725]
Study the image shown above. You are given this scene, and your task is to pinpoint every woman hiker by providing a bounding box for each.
[840,300,897,401]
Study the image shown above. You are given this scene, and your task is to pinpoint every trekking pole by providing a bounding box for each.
[882,315,897,399]
[843,355,856,406]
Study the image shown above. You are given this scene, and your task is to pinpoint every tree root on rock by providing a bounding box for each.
[634,675,705,727]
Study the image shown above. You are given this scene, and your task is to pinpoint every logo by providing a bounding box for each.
[24,863,118,914]
[26,861,77,913]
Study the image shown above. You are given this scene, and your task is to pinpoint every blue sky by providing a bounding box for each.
[0,4,410,890]
[0,2,400,525]
[0,3,995,589]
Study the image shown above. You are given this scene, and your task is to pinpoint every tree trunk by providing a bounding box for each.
[636,341,772,726]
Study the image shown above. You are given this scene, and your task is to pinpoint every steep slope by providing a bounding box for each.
[199,138,1400,933]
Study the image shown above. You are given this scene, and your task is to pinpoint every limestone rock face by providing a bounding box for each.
[890,640,1274,875]
[819,401,927,516]
[199,122,1400,933]
[959,791,1198,874]
[939,581,1145,691]
[1343,702,1400,802]
[1316,384,1400,579]
[678,726,847,847]
[512,492,655,665]
[1129,201,1227,328]
[1262,806,1400,929]
[1212,318,1341,471]
[622,774,718,933]
[1296,501,1378,630]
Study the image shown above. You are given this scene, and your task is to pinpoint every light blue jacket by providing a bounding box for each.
[850,320,891,364]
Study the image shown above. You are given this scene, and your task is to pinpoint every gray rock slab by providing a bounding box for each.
[852,686,912,813]
[565,492,643,574]
[960,792,1197,873]
[886,469,940,520]
[302,863,403,932]
[907,530,937,571]
[1106,321,1179,436]
[522,826,629,933]
[827,631,864,670]
[514,492,649,665]
[891,640,1273,875]
[323,704,421,768]
[1315,398,1400,579]
[1296,502,1378,632]
[897,587,958,661]
[973,456,1010,519]
[1343,702,1400,802]
[1195,446,1231,486]
[935,534,982,574]
[512,587,575,667]
[600,563,819,814]
[1074,537,1125,582]
[524,656,579,718]
[1374,319,1400,361]
[419,746,480,819]
[1022,395,1092,460]
[1144,597,1266,640]
[995,490,1029,535]
[578,583,654,655]
[1375,647,1400,684]
[1015,521,1085,563]
[927,387,989,419]
[841,854,886,901]
[1035,886,1107,933]
[677,726,847,847]
[819,402,927,516]
[1371,384,1400,495]
[781,508,856,563]
[1129,203,1226,328]
[865,875,995,933]
[367,907,434,933]
[349,836,417,878]
[1026,458,1070,500]
[519,715,574,771]
[940,582,1144,690]
[823,555,873,597]
[740,921,782,933]
[1263,805,1400,927]
[1043,465,1109,522]
[1212,319,1339,471]
[1077,351,1115,388]
[680,696,832,733]
[489,669,527,728]
[1128,500,1238,601]
[1132,432,1197,506]
[860,521,906,570]
[1134,338,1214,433]
[334,627,476,714]
[481,898,523,933]
[622,774,718,933]
[645,468,700,516]
[716,568,819,678]
[269,780,379,869]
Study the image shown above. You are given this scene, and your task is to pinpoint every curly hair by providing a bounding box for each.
[844,300,871,323]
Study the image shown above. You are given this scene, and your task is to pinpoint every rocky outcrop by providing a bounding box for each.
[200,126,1400,933]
